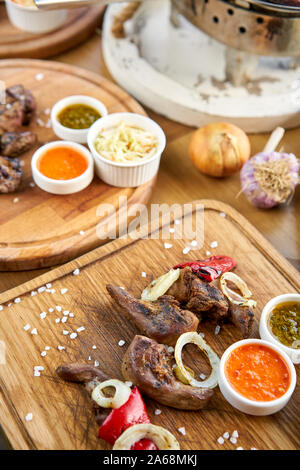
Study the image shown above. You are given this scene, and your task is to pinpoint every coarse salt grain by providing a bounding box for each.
[56,306,62,312]
[217,437,224,445]
[63,311,69,316]
[210,241,218,248]
[190,240,198,247]
[34,370,40,377]
[41,351,46,357]
[31,328,37,335]
[92,345,97,350]
[141,272,147,278]
[34,366,44,371]
[230,437,237,444]
[40,312,47,319]
[164,242,173,249]
[223,432,230,439]
[35,73,44,81]
[169,228,175,233]
[154,409,162,415]
[57,346,65,351]
[46,283,52,289]
[167,346,174,353]
[55,318,60,324]
[45,346,50,351]
[48,307,54,313]
[62,330,69,335]
[61,317,68,323]
[38,286,46,293]
[77,327,85,333]
[182,247,191,255]
[118,340,125,347]
[125,381,133,387]
[0,306,3,311]
[174,219,180,225]
[219,212,226,217]
[88,356,91,361]
[79,230,85,235]
[206,251,211,256]
[13,197,19,203]
[215,325,221,335]
[69,313,74,318]
[73,268,80,276]
[70,333,77,339]
[29,182,35,188]
[232,430,239,438]
[236,447,243,450]
[199,373,207,380]
[61,288,68,295]
[25,413,33,422]
[24,324,30,331]
[14,298,21,303]
[178,427,186,436]
[94,360,99,367]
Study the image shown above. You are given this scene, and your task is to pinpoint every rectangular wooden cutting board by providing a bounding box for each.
[0,200,299,450]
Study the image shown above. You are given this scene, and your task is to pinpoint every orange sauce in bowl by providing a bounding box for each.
[225,343,290,402]
[37,146,88,180]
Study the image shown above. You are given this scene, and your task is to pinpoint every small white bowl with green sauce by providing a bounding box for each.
[259,293,300,364]
[51,95,108,144]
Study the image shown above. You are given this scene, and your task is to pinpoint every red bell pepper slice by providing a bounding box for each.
[174,255,236,282]
[98,387,157,449]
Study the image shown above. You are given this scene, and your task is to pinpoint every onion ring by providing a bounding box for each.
[141,268,180,301]
[91,379,131,409]
[220,272,257,308]
[174,332,220,389]
[112,423,180,450]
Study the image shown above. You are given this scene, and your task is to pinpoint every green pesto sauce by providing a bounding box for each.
[58,104,101,130]
[268,301,300,349]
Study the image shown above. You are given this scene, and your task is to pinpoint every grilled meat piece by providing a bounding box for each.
[167,267,229,322]
[6,85,36,125]
[228,303,255,339]
[0,100,24,133]
[0,156,22,193]
[122,335,213,410]
[1,131,37,157]
[56,363,110,426]
[107,285,199,346]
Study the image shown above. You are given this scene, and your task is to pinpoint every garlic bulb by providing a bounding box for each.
[189,122,251,178]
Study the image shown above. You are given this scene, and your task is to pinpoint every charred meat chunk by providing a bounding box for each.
[228,303,255,339]
[56,363,110,426]
[1,131,37,157]
[6,85,36,125]
[0,156,22,193]
[107,285,199,346]
[122,335,213,410]
[0,100,24,133]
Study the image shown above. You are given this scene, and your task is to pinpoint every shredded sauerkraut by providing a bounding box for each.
[94,121,158,163]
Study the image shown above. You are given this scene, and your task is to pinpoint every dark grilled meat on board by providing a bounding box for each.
[122,335,214,410]
[1,131,37,158]
[0,156,22,193]
[0,99,24,133]
[6,85,36,125]
[56,363,111,426]
[167,267,254,338]
[106,284,199,346]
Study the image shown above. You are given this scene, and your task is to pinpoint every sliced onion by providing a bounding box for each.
[292,340,300,349]
[141,268,180,301]
[220,272,257,308]
[113,423,180,450]
[174,332,220,389]
[91,379,131,409]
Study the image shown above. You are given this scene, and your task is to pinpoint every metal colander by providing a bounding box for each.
[171,0,300,56]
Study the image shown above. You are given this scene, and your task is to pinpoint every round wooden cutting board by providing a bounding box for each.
[0,59,155,271]
[0,5,104,59]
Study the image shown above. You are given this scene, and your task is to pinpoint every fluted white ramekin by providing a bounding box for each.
[219,339,296,416]
[87,113,166,187]
[259,293,300,364]
[31,141,94,195]
[5,0,67,34]
[51,95,108,144]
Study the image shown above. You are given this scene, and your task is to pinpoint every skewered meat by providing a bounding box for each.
[0,100,24,133]
[6,85,36,125]
[0,156,22,193]
[1,131,37,157]
[167,267,254,338]
[228,303,254,339]
[106,285,199,346]
[167,267,229,322]
[56,363,110,426]
[122,335,213,410]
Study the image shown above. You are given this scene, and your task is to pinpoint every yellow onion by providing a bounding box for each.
[189,122,251,177]
[113,424,180,450]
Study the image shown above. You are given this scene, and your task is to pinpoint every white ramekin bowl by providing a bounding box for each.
[219,339,296,416]
[87,112,166,187]
[31,141,94,195]
[259,293,300,364]
[51,95,108,144]
[5,0,67,34]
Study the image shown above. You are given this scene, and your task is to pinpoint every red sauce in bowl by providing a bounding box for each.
[37,146,88,180]
[225,343,290,402]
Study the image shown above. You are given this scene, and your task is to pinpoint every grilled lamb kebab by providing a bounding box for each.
[0,156,22,193]
[167,267,254,338]
[1,131,37,158]
[106,284,199,346]
[56,363,111,426]
[5,84,36,125]
[122,335,214,410]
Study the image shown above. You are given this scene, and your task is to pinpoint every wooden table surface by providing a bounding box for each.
[0,30,299,294]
